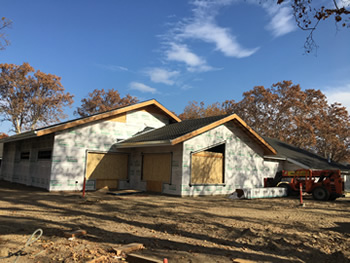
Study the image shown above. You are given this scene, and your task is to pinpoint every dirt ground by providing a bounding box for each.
[0,181,349,263]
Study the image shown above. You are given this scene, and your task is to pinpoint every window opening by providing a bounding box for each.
[20,152,30,160]
[38,150,52,160]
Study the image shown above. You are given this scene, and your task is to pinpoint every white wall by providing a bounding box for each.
[118,144,183,195]
[49,110,170,191]
[0,135,54,189]
[181,124,278,196]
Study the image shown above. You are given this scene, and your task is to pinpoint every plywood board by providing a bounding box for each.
[143,153,171,182]
[105,113,126,123]
[143,153,171,192]
[86,152,128,189]
[141,105,169,117]
[193,152,223,158]
[191,151,223,184]
[95,179,118,189]
[146,180,163,192]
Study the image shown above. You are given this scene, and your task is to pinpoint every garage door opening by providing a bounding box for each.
[191,143,225,185]
[86,152,128,190]
[142,153,172,192]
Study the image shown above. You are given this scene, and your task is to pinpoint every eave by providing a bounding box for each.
[115,140,172,148]
[116,114,277,155]
[0,131,38,143]
[36,99,181,137]
[170,114,276,155]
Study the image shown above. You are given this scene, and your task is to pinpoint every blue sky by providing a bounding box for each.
[1,0,350,134]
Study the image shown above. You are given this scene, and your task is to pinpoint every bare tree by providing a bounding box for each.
[278,0,350,53]
[0,17,12,50]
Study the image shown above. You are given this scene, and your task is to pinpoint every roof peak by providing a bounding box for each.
[1,99,180,142]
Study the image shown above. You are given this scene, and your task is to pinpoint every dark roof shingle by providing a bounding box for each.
[264,137,349,171]
[120,115,229,143]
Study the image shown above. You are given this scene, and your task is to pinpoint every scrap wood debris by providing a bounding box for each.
[1,235,139,262]
[111,243,145,256]
[35,239,127,262]
[1,228,148,263]
[64,229,88,238]
[39,241,145,262]
[127,253,164,263]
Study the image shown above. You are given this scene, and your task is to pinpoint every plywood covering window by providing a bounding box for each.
[86,152,128,189]
[191,144,225,185]
[142,153,172,192]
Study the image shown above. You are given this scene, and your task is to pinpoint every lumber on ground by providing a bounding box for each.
[112,243,144,256]
[63,229,87,238]
[127,253,163,263]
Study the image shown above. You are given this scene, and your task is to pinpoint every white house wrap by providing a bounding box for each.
[1,100,348,195]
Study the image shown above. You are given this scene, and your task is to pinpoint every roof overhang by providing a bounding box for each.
[285,158,310,169]
[0,131,38,143]
[1,99,181,143]
[170,114,276,155]
[35,99,180,137]
[263,155,287,161]
[115,140,172,148]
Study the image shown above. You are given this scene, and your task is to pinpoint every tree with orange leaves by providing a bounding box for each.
[179,81,350,162]
[178,101,226,120]
[74,89,139,117]
[0,63,74,133]
[224,81,350,162]
[0,132,8,139]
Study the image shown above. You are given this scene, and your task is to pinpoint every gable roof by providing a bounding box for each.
[117,114,276,155]
[0,99,181,143]
[263,137,349,172]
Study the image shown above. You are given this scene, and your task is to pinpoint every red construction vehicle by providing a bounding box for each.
[264,169,344,201]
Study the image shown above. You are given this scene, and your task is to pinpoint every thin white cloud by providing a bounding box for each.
[162,0,258,72]
[145,68,179,85]
[166,43,205,67]
[165,43,214,72]
[263,3,297,37]
[336,0,350,8]
[177,0,258,58]
[182,21,259,58]
[181,84,194,90]
[129,82,157,94]
[191,0,235,18]
[96,64,128,72]
[323,84,350,113]
[117,66,129,71]
[179,0,258,58]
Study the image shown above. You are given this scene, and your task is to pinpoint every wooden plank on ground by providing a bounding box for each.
[63,229,87,238]
[112,243,144,256]
[127,253,163,263]
[232,258,257,263]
